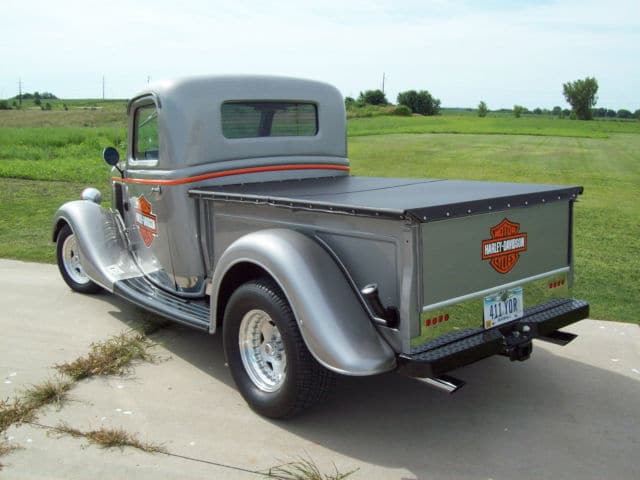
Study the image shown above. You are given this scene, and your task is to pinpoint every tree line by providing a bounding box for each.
[346,89,441,116]
[0,91,60,110]
[350,77,638,121]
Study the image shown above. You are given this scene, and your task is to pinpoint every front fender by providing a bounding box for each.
[52,200,138,291]
[211,229,397,376]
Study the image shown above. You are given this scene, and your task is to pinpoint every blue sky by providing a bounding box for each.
[2,0,638,110]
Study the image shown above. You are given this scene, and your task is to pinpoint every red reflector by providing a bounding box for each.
[444,313,450,321]
[438,315,443,323]
[426,319,431,327]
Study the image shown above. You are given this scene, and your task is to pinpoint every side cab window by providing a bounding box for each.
[131,103,159,165]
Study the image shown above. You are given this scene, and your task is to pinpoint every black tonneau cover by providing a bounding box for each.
[189,176,583,222]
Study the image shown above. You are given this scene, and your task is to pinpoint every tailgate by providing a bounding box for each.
[414,201,575,347]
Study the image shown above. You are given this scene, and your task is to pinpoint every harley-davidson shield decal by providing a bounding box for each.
[135,196,158,247]
[481,218,527,274]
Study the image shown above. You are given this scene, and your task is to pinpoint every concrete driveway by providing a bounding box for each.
[1,259,639,480]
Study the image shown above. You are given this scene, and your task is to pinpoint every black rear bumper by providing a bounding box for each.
[398,298,589,378]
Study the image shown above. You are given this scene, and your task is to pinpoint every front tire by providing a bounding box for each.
[56,224,102,294]
[223,278,334,418]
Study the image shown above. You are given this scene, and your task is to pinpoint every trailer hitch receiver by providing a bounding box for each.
[501,329,533,362]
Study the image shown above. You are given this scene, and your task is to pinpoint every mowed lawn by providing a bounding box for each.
[0,107,638,323]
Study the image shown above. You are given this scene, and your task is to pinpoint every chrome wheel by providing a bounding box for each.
[224,279,334,418]
[239,309,287,392]
[61,233,90,285]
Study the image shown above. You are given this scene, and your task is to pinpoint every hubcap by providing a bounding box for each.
[62,233,90,285]
[239,309,287,392]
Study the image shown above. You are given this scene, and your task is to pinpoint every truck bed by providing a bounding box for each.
[189,176,583,221]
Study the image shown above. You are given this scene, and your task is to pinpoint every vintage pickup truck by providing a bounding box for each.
[53,75,589,418]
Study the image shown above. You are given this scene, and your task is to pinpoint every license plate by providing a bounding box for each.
[483,287,523,329]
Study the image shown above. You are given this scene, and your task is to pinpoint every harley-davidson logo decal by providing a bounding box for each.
[481,218,527,274]
[135,196,158,247]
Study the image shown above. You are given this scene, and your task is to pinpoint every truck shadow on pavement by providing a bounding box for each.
[104,297,639,480]
[289,351,639,479]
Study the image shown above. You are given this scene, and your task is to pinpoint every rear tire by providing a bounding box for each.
[223,278,334,418]
[56,224,102,294]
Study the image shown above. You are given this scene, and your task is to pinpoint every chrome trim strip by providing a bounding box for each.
[422,266,571,313]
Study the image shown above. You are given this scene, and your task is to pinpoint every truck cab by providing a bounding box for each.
[53,75,589,418]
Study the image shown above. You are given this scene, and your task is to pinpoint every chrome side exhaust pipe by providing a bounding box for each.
[536,329,577,346]
[414,375,466,394]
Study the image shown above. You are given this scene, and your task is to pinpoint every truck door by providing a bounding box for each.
[124,96,176,292]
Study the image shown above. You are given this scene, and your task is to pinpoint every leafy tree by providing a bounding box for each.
[533,108,542,115]
[606,109,616,118]
[552,106,562,116]
[397,90,441,116]
[358,89,388,106]
[477,101,488,117]
[634,109,640,119]
[616,109,633,119]
[592,107,607,117]
[562,77,598,120]
[397,90,417,110]
[344,96,356,108]
[513,105,524,118]
[34,97,41,106]
[393,105,412,116]
[0,100,10,110]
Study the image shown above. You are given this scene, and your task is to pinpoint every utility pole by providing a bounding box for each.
[382,72,385,94]
[18,78,22,106]
[147,75,151,85]
[102,76,105,100]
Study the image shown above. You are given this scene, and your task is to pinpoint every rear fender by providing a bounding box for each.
[211,229,397,376]
[52,200,140,291]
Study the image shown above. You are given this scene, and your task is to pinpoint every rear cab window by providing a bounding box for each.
[221,101,318,139]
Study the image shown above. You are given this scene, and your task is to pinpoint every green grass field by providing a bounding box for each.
[0,105,638,323]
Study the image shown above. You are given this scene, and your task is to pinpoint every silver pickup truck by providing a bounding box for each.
[53,75,589,418]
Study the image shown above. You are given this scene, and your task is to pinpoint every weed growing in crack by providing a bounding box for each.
[265,457,357,480]
[0,435,23,469]
[55,331,156,380]
[50,423,166,453]
[0,398,34,433]
[22,377,73,409]
[1,376,72,433]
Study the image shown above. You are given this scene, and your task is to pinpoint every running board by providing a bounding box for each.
[113,276,210,331]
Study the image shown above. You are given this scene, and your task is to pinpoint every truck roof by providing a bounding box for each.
[128,75,347,169]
